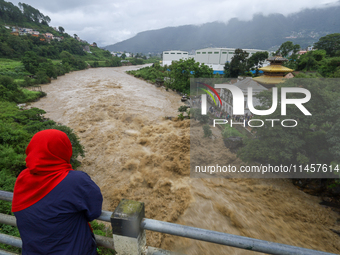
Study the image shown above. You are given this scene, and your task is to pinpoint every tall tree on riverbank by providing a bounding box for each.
[168,58,213,94]
[226,48,249,78]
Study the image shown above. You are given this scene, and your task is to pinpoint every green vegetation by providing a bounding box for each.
[90,220,116,255]
[223,34,340,79]
[221,125,245,139]
[0,59,30,79]
[127,59,213,94]
[238,79,340,168]
[275,41,300,58]
[314,33,340,57]
[0,76,44,102]
[275,34,340,77]
[177,105,190,120]
[224,49,268,78]
[126,63,165,83]
[191,108,209,124]
[0,1,52,30]
[203,124,212,137]
[168,58,213,94]
[0,0,124,83]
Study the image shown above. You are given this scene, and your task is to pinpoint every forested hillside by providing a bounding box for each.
[0,0,51,27]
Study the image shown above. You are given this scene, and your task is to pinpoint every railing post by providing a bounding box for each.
[111,199,146,255]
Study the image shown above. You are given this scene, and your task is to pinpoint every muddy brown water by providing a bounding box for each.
[30,66,340,254]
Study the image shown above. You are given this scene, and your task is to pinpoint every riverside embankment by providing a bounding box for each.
[30,66,340,254]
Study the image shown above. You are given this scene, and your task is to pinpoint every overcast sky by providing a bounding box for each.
[9,0,340,47]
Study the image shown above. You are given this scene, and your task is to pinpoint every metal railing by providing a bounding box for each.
[0,191,114,251]
[0,190,338,255]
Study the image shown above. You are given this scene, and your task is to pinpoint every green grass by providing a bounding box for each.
[20,89,43,102]
[0,59,30,79]
[221,124,246,139]
[0,58,22,65]
[81,46,112,61]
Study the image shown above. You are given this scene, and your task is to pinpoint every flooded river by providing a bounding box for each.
[31,66,340,254]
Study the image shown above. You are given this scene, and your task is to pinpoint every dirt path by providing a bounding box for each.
[30,66,340,254]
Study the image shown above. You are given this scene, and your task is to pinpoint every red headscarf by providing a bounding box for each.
[12,129,73,212]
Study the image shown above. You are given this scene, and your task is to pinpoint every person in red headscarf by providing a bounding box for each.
[12,129,103,255]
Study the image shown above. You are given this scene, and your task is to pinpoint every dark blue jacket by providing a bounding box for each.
[14,171,103,255]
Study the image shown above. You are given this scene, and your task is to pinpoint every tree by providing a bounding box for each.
[275,41,300,69]
[121,53,126,59]
[168,58,213,94]
[247,51,269,76]
[41,20,48,26]
[275,41,300,58]
[296,50,326,71]
[314,33,340,57]
[18,2,49,24]
[42,15,51,24]
[223,62,231,78]
[318,56,340,77]
[58,26,65,34]
[228,48,249,78]
[21,51,42,74]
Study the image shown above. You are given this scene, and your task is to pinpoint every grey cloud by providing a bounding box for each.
[9,0,339,47]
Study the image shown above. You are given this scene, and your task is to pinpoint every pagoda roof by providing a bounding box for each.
[259,65,293,72]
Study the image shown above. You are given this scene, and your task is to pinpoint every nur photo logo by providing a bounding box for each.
[197,82,312,128]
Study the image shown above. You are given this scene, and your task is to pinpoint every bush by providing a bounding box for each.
[35,70,51,84]
[191,108,209,124]
[126,66,165,83]
[222,125,244,139]
[203,124,212,137]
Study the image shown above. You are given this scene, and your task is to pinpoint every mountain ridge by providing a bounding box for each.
[105,3,340,53]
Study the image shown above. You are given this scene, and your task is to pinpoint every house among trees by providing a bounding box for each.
[44,33,54,40]
[53,36,63,41]
[83,45,91,53]
[4,25,65,42]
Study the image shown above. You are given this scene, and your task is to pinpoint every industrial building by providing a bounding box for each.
[194,48,267,74]
[162,50,191,66]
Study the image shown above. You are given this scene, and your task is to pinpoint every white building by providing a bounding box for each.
[194,48,267,74]
[162,50,190,66]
